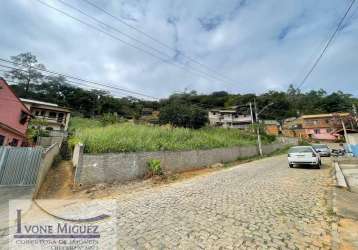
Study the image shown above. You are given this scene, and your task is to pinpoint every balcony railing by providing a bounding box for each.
[34,115,64,124]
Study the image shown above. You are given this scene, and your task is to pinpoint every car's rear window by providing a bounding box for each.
[289,147,313,153]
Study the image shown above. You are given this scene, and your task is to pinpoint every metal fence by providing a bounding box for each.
[0,146,43,186]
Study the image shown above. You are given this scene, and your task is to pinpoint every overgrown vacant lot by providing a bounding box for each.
[70,118,273,154]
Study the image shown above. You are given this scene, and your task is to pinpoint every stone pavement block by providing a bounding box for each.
[114,156,335,249]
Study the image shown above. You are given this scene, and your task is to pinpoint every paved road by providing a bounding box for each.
[0,186,34,248]
[116,155,335,249]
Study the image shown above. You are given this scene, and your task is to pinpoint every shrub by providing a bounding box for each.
[101,113,120,126]
[262,133,276,143]
[298,139,311,146]
[147,159,162,176]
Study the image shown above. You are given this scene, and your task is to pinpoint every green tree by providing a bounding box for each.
[159,101,208,129]
[5,52,46,97]
[321,92,352,113]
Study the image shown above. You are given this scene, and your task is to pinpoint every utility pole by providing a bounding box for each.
[341,118,352,152]
[253,101,274,156]
[249,102,254,124]
[353,104,358,128]
[254,99,263,156]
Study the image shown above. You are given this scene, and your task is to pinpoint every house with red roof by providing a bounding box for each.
[0,78,32,146]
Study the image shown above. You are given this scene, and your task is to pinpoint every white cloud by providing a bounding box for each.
[0,0,357,98]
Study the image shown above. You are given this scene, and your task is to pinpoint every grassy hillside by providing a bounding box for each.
[69,117,102,130]
[69,118,274,154]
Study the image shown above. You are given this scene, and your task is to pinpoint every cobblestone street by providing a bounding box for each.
[116,155,335,249]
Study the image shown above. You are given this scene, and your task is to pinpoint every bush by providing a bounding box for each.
[147,159,162,176]
[262,133,276,143]
[101,113,120,126]
[26,127,50,145]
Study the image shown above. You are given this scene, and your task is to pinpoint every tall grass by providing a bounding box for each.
[70,122,273,154]
[69,117,102,131]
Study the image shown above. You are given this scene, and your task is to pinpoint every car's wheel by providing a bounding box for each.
[315,164,320,169]
[289,163,293,168]
[319,160,322,166]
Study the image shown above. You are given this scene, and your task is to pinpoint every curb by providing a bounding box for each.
[331,160,340,250]
[334,161,349,189]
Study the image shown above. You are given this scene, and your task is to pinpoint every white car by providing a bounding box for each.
[312,144,331,157]
[288,146,321,169]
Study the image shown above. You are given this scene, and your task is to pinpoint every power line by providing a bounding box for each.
[2,67,254,111]
[296,0,356,89]
[81,0,237,84]
[1,63,245,109]
[0,58,158,100]
[57,0,233,85]
[0,64,141,100]
[1,69,130,98]
[35,0,234,86]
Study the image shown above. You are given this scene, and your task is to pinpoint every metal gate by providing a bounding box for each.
[0,146,43,186]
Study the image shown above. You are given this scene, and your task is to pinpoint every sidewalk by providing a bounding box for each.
[333,158,358,249]
[0,186,34,248]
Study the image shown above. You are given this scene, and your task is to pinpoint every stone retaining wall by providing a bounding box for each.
[74,138,298,185]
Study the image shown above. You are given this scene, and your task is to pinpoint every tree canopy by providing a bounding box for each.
[2,52,357,125]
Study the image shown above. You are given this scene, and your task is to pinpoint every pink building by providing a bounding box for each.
[0,78,32,146]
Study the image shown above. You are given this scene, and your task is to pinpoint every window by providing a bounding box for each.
[19,111,28,125]
[40,111,46,116]
[58,113,64,123]
[314,128,320,134]
[46,127,53,131]
[0,135,5,146]
[9,138,19,147]
[49,112,57,118]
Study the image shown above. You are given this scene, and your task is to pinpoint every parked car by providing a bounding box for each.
[288,146,321,169]
[331,148,345,157]
[312,144,331,157]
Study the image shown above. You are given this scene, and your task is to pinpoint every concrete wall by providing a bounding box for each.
[72,143,83,168]
[75,139,297,185]
[33,143,60,197]
[348,134,358,145]
[276,136,299,145]
[37,136,63,148]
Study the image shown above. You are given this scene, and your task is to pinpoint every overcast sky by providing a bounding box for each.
[0,0,357,99]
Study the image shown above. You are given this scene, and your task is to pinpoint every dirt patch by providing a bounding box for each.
[69,165,225,200]
[37,160,75,199]
[338,218,358,250]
